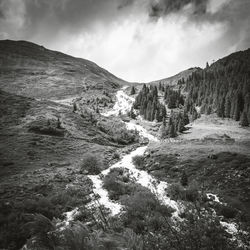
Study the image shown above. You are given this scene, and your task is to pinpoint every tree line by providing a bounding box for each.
[184,49,250,126]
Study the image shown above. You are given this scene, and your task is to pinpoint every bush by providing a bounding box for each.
[132,155,144,169]
[81,154,102,174]
[103,168,135,200]
[121,189,174,234]
[168,182,199,202]
[113,152,120,160]
[97,119,140,144]
[217,204,238,219]
[29,125,64,136]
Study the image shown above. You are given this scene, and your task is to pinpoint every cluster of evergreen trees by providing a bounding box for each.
[159,111,189,138]
[184,49,250,126]
[164,86,185,109]
[133,84,166,122]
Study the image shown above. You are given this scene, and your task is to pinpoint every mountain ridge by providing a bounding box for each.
[0,39,129,99]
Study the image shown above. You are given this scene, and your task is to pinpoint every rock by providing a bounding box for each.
[208,154,218,159]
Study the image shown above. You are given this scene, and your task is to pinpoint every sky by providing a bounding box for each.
[0,0,250,82]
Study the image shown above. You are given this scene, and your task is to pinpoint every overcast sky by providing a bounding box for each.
[0,0,250,82]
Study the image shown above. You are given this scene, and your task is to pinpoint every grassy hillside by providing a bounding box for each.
[148,67,200,87]
[0,40,128,99]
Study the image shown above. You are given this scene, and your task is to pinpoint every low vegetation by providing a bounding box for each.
[97,119,140,144]
[103,168,139,200]
[81,154,103,174]
[132,155,145,169]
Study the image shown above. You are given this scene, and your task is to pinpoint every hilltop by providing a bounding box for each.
[147,67,201,87]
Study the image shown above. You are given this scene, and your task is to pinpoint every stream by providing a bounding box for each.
[87,86,179,217]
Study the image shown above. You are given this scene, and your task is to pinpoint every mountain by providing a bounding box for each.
[184,48,250,122]
[0,40,128,99]
[147,67,201,87]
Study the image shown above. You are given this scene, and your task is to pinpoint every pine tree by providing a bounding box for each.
[169,124,176,138]
[240,111,249,127]
[130,107,136,119]
[57,118,62,129]
[159,118,167,139]
[191,108,198,121]
[130,86,136,95]
[96,105,99,113]
[177,118,185,133]
[181,171,188,186]
[234,101,241,121]
[224,97,231,118]
[183,112,189,125]
[73,102,77,112]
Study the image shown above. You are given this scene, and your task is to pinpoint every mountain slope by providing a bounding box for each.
[184,48,250,122]
[148,67,201,87]
[0,40,128,99]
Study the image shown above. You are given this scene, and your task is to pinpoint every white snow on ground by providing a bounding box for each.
[52,97,76,107]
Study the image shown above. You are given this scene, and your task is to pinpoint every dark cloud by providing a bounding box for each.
[118,0,135,9]
[149,0,208,18]
[0,0,6,19]
[0,0,249,81]
[0,0,129,42]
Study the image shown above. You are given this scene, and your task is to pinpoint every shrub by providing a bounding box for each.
[181,170,188,186]
[113,152,120,160]
[168,182,199,202]
[121,189,174,234]
[103,168,134,200]
[132,155,144,169]
[97,119,139,144]
[217,204,238,219]
[81,154,102,174]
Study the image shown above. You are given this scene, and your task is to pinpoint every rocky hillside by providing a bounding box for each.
[0,40,128,99]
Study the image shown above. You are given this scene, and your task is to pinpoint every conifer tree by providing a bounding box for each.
[240,111,249,127]
[234,101,241,121]
[73,102,77,112]
[159,118,167,139]
[224,97,231,118]
[169,124,176,138]
[183,112,189,125]
[130,86,136,95]
[181,171,188,186]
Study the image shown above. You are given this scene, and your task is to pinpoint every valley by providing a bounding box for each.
[0,40,250,250]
